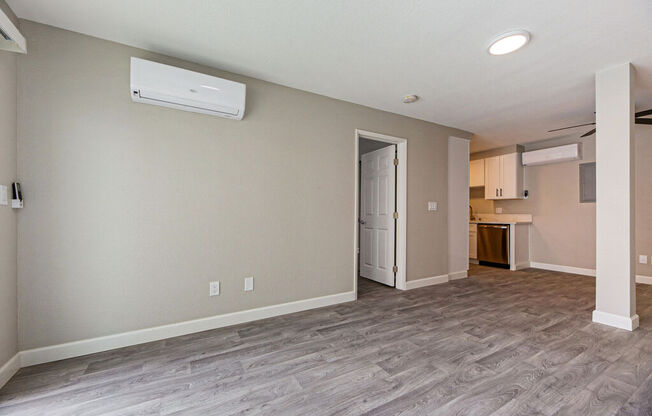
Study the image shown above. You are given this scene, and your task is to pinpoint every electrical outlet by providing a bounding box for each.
[244,277,254,292]
[495,207,503,214]
[427,201,437,211]
[209,281,220,296]
[639,255,648,265]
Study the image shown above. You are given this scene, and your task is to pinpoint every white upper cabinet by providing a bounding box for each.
[500,152,522,199]
[469,159,485,187]
[484,156,500,199]
[484,153,523,200]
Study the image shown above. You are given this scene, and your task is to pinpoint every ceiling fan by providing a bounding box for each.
[548,109,652,137]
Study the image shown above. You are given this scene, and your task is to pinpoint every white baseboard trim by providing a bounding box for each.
[403,274,449,290]
[0,353,20,389]
[636,275,652,285]
[592,310,639,331]
[20,291,356,367]
[529,262,596,277]
[514,262,530,271]
[448,270,468,280]
[529,262,652,285]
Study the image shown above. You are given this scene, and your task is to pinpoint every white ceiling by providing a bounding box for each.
[8,0,652,151]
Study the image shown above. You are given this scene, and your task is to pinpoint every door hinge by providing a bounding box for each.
[393,211,398,219]
[393,158,399,166]
[393,265,398,274]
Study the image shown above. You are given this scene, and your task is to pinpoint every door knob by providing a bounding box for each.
[359,219,366,224]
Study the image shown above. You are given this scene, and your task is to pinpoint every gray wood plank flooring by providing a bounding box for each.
[2,265,652,415]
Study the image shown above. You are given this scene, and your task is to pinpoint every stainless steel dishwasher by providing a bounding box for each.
[477,224,510,268]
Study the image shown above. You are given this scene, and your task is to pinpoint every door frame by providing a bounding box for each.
[354,129,407,297]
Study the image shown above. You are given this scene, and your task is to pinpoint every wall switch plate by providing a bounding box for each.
[427,201,438,211]
[244,277,254,292]
[495,207,503,214]
[209,281,220,296]
[639,255,648,265]
[0,185,7,206]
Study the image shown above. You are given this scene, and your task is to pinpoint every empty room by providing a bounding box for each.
[1,1,652,415]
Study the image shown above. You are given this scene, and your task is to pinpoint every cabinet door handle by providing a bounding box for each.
[495,188,498,197]
[500,188,503,197]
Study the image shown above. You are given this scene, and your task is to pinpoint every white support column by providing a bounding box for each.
[593,63,638,331]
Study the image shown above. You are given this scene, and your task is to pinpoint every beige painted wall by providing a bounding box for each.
[0,48,18,366]
[470,187,494,215]
[16,21,471,350]
[470,145,523,161]
[635,127,652,277]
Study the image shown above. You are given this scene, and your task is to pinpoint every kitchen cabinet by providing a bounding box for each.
[469,159,484,187]
[484,152,523,200]
[484,156,500,199]
[469,223,477,259]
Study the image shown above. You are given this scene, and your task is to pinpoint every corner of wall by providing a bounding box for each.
[0,42,19,387]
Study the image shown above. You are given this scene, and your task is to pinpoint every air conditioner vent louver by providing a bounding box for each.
[0,27,11,41]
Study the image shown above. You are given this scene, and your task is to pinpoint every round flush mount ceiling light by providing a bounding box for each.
[402,95,419,103]
[488,30,531,55]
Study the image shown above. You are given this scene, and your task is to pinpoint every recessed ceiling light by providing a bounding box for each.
[488,30,530,55]
[402,95,419,103]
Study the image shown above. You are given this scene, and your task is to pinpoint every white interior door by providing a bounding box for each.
[360,145,396,286]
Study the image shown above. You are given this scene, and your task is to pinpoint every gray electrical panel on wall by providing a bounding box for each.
[579,162,596,203]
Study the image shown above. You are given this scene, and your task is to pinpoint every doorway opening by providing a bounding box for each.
[354,129,407,297]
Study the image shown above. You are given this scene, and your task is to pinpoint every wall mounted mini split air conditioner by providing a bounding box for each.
[130,57,246,120]
[0,7,26,53]
[521,143,581,166]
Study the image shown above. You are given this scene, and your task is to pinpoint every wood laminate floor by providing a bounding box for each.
[2,265,652,415]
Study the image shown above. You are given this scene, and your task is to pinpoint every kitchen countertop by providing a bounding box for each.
[469,220,532,225]
[469,213,533,225]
